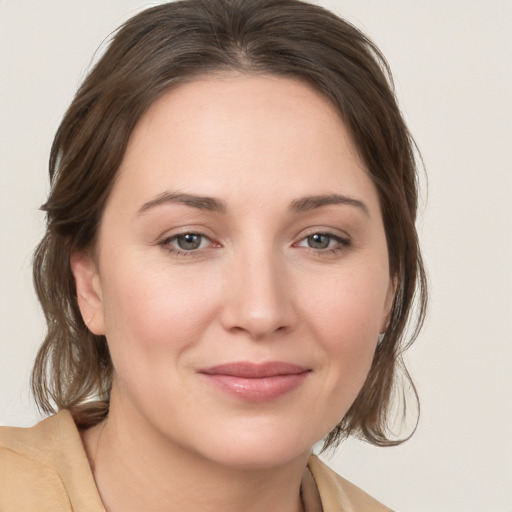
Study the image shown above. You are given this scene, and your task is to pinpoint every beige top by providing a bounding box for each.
[0,411,393,511]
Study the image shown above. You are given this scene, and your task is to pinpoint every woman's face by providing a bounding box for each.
[73,75,394,469]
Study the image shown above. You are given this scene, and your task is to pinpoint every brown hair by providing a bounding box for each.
[32,0,427,447]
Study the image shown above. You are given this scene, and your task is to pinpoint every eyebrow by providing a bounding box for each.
[138,191,227,215]
[138,191,369,216]
[289,194,370,216]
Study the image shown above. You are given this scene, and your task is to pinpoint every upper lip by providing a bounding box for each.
[198,362,310,378]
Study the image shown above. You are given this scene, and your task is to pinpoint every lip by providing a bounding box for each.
[198,362,311,403]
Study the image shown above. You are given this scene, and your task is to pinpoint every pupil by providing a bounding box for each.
[308,234,329,249]
[178,234,201,250]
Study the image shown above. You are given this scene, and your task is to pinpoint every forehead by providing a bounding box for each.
[111,74,377,213]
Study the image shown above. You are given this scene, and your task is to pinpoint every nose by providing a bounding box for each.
[220,246,297,340]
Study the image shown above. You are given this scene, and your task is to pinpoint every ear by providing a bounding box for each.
[70,251,105,335]
[380,274,398,333]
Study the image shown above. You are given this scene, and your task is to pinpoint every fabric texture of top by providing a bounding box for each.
[0,411,393,511]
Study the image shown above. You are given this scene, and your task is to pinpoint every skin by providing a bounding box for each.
[72,75,395,512]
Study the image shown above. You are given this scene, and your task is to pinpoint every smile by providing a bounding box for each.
[198,362,311,402]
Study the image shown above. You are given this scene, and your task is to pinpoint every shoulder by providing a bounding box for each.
[0,412,76,510]
[307,454,394,512]
[0,411,103,511]
[0,410,79,471]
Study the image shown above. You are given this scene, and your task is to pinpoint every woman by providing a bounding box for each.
[0,0,427,510]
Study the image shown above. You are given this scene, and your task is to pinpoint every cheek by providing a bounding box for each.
[99,260,220,368]
[306,267,389,346]
[301,265,389,406]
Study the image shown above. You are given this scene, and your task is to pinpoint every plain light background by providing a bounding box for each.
[1,1,511,511]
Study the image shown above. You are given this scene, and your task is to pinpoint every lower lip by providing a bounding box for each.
[201,373,309,402]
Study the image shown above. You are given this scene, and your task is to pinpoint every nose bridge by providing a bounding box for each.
[221,235,295,338]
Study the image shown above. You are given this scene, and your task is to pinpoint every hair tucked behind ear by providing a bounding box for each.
[32,0,427,445]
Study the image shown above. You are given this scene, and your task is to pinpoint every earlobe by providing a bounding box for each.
[70,251,105,335]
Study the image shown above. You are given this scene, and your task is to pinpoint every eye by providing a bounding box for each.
[162,232,212,253]
[296,232,349,251]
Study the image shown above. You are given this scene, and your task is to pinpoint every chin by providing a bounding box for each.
[206,443,311,471]
[190,422,319,471]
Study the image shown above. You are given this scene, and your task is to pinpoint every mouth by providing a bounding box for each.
[198,362,311,402]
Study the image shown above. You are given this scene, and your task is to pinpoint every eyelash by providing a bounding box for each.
[159,231,351,257]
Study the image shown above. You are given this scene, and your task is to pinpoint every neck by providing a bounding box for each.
[81,398,309,512]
